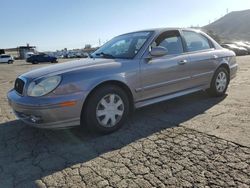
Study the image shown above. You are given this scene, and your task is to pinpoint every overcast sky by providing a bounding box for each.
[1,0,250,51]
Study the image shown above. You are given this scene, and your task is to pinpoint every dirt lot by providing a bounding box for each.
[0,57,249,188]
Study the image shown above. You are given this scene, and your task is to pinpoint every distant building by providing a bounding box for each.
[83,47,99,54]
[4,44,36,59]
[18,45,36,59]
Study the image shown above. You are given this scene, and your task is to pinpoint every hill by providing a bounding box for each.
[203,9,250,42]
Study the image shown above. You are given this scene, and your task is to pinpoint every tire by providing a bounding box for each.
[207,67,229,97]
[82,85,130,133]
[32,61,38,64]
[8,60,13,64]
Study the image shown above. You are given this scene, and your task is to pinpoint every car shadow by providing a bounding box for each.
[0,91,227,187]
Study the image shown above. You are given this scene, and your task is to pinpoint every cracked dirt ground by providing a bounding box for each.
[0,57,249,188]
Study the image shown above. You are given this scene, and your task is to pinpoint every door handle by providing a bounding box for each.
[178,59,187,65]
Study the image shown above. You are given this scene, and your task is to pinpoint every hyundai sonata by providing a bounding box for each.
[7,28,238,133]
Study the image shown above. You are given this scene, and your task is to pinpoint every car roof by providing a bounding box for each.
[120,27,222,50]
[123,27,201,35]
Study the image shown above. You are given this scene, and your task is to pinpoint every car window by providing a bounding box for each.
[136,38,147,50]
[107,39,133,56]
[92,31,152,59]
[0,55,10,58]
[154,30,184,55]
[183,31,212,52]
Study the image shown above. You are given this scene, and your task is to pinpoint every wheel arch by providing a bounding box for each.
[80,80,135,123]
[208,63,230,89]
[218,63,230,75]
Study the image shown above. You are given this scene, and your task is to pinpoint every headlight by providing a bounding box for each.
[27,76,62,97]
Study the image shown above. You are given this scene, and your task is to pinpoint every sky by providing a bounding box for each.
[1,0,250,51]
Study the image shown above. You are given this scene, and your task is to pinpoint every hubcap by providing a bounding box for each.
[96,94,124,127]
[216,72,227,93]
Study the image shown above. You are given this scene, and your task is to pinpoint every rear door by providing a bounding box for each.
[44,55,51,62]
[181,30,218,87]
[140,30,192,101]
[0,55,8,63]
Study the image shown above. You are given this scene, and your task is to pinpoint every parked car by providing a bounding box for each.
[234,42,250,54]
[76,52,89,58]
[0,54,14,64]
[221,43,248,56]
[82,52,90,58]
[67,53,77,58]
[26,54,57,64]
[8,28,238,133]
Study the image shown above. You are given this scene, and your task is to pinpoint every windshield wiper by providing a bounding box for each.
[95,52,115,59]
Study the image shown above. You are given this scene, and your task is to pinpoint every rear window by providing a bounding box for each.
[183,31,212,52]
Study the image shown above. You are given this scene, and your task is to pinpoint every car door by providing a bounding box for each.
[44,55,50,62]
[37,55,43,62]
[181,30,218,87]
[0,56,3,63]
[0,55,8,63]
[140,30,192,101]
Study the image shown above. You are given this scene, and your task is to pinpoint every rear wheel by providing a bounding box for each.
[82,85,129,133]
[207,67,229,97]
[32,61,38,64]
[8,60,13,64]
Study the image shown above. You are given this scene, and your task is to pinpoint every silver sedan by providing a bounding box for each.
[7,28,238,133]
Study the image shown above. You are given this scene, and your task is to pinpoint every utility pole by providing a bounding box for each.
[226,8,229,14]
[99,38,101,46]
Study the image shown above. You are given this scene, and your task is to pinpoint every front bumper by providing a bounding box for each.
[7,89,86,129]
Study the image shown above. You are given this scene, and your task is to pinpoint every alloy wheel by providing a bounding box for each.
[216,72,227,92]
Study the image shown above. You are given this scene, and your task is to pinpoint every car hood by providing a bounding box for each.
[21,58,118,80]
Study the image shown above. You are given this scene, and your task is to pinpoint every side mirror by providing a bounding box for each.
[150,46,168,57]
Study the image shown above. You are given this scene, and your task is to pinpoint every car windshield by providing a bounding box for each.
[91,31,153,59]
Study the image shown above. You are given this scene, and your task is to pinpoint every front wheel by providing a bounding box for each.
[207,67,229,97]
[82,85,130,133]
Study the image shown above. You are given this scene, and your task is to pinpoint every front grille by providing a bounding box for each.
[14,78,25,95]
